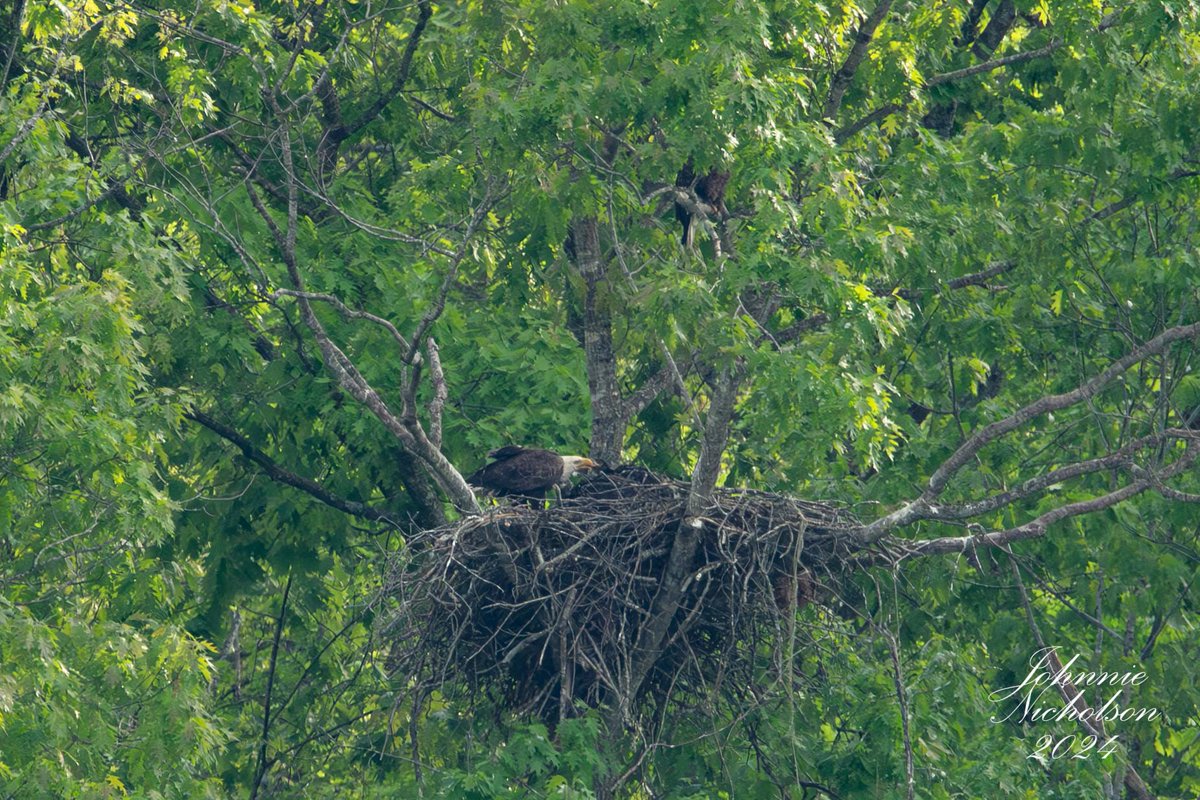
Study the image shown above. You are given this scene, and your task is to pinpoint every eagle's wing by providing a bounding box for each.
[487,444,528,460]
[469,448,563,494]
[501,450,563,493]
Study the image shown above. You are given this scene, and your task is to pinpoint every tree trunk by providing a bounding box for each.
[569,215,624,465]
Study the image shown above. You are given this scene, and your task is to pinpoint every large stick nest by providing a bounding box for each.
[382,466,863,725]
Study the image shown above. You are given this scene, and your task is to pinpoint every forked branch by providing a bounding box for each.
[855,321,1200,543]
[896,440,1200,557]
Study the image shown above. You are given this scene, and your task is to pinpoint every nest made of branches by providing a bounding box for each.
[382,466,863,726]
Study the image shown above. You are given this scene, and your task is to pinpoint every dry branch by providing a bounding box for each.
[426,338,448,449]
[856,322,1200,542]
[897,440,1200,557]
[187,409,397,525]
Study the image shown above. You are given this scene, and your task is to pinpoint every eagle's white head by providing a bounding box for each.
[559,456,599,482]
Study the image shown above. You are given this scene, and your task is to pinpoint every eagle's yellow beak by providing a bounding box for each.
[578,458,599,471]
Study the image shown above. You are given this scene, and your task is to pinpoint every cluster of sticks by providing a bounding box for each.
[382,467,860,724]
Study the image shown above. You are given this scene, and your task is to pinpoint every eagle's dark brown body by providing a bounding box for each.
[675,160,730,248]
[468,446,597,499]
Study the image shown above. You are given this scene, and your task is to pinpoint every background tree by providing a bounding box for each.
[2,0,1199,797]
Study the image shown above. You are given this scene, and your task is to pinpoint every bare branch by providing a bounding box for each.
[773,312,832,345]
[274,282,479,514]
[885,632,915,800]
[23,180,125,232]
[249,573,292,800]
[857,322,1200,541]
[344,0,432,139]
[310,190,458,255]
[621,366,676,420]
[0,107,46,165]
[247,178,479,514]
[0,0,25,89]
[1140,483,1200,503]
[910,429,1191,522]
[427,338,447,449]
[1009,558,1155,800]
[834,102,903,144]
[408,188,493,362]
[773,261,1014,346]
[315,0,432,173]
[945,260,1016,290]
[1083,158,1200,222]
[187,410,397,524]
[836,41,1061,142]
[836,12,1119,142]
[929,326,1200,495]
[896,441,1200,556]
[411,96,456,122]
[928,38,1061,88]
[271,288,412,354]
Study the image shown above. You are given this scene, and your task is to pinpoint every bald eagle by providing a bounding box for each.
[468,446,598,500]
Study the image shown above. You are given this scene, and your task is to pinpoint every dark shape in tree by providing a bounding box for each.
[921,99,958,138]
[674,160,730,248]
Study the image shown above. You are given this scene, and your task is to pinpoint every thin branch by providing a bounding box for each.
[23,181,125,232]
[1009,556,1155,800]
[299,182,458,256]
[621,366,676,420]
[836,12,1119,142]
[218,129,292,208]
[835,42,1061,142]
[945,260,1016,290]
[910,429,1189,522]
[885,632,915,800]
[187,410,397,524]
[1083,157,1200,223]
[858,322,1200,541]
[407,187,493,362]
[834,102,903,144]
[927,39,1061,89]
[773,312,832,345]
[270,288,412,355]
[411,95,456,121]
[243,177,475,514]
[62,129,145,217]
[345,0,432,138]
[249,572,293,800]
[774,261,1014,346]
[0,106,45,164]
[929,327,1200,495]
[0,0,25,89]
[312,0,433,171]
[897,442,1200,555]
[1141,576,1195,661]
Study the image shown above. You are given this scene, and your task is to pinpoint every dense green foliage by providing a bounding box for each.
[2,0,1199,797]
